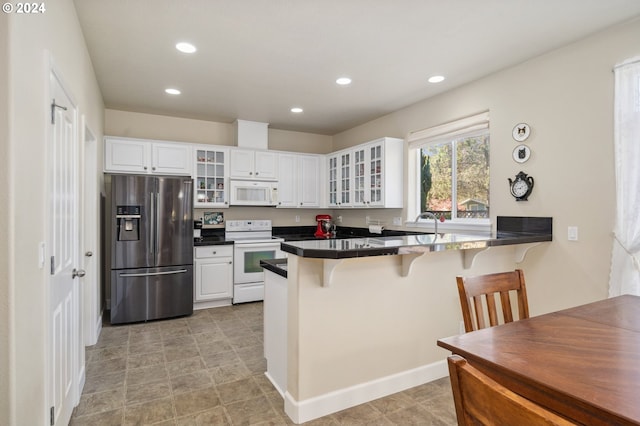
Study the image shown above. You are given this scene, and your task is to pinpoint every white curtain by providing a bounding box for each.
[609,56,640,297]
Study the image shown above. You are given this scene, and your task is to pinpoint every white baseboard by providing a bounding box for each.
[193,298,232,310]
[284,359,448,424]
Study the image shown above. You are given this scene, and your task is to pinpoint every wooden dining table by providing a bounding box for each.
[437,294,640,426]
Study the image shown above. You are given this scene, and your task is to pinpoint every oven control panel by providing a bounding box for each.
[226,219,272,232]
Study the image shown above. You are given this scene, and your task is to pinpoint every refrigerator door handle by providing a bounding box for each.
[119,269,189,278]
[149,191,155,257]
[155,191,160,260]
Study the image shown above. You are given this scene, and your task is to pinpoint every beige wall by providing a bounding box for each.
[105,109,333,153]
[4,0,104,424]
[332,17,640,315]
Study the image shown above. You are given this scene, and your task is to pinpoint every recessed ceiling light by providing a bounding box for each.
[165,88,181,95]
[428,75,445,83]
[290,107,304,113]
[336,77,352,86]
[176,42,197,54]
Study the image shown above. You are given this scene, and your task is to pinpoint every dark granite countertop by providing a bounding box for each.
[260,258,288,279]
[280,216,552,259]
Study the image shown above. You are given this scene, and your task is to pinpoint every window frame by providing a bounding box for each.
[406,112,491,232]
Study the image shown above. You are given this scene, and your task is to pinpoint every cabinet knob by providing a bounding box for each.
[152,167,156,171]
[144,166,148,170]
[249,172,253,175]
[255,172,259,175]
[212,251,217,255]
[228,261,232,264]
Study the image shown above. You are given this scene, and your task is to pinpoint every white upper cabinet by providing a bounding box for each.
[327,137,403,208]
[230,148,277,180]
[194,146,229,208]
[104,137,192,176]
[277,153,322,208]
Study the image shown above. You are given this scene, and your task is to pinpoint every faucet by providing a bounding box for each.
[415,211,438,235]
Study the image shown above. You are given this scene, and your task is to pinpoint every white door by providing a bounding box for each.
[298,155,320,208]
[254,151,278,179]
[152,142,192,175]
[48,68,81,426]
[196,258,233,301]
[230,149,255,178]
[277,153,297,207]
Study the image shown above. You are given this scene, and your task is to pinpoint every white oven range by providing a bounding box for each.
[226,219,284,303]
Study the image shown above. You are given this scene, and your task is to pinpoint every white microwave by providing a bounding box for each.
[229,179,278,206]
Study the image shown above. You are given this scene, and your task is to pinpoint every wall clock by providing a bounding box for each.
[512,123,530,142]
[508,171,534,201]
[512,144,531,163]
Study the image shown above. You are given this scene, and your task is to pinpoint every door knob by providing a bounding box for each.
[85,251,93,257]
[72,268,86,279]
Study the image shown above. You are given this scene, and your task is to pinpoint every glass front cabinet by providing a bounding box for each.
[327,150,353,207]
[194,146,229,208]
[327,137,403,208]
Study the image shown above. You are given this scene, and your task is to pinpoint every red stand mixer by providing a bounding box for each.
[314,214,333,238]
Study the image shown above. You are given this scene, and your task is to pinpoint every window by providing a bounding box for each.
[408,112,490,229]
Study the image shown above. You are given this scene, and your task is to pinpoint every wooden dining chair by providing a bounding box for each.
[456,269,529,332]
[447,355,576,425]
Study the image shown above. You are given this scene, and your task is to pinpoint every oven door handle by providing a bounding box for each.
[235,242,282,249]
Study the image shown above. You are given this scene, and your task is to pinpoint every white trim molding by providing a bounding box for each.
[283,359,449,424]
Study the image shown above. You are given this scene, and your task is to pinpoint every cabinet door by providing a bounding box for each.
[368,142,384,206]
[230,149,255,178]
[277,153,297,207]
[152,142,192,175]
[338,151,353,207]
[104,138,149,173]
[298,155,320,207]
[194,147,229,208]
[327,154,339,207]
[353,147,368,206]
[195,257,233,301]
[255,151,278,179]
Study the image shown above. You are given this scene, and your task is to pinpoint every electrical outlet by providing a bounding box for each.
[568,226,578,241]
[337,216,342,223]
[393,217,402,226]
[365,215,370,224]
[295,215,300,223]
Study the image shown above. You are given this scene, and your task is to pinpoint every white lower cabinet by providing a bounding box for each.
[194,245,233,309]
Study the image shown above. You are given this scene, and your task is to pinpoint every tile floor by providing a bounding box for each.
[71,302,457,425]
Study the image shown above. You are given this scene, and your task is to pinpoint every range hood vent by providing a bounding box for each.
[234,119,269,150]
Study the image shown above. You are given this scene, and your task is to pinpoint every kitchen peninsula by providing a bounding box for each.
[263,217,552,424]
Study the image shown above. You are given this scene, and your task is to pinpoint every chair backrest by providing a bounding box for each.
[456,269,529,332]
[447,355,576,426]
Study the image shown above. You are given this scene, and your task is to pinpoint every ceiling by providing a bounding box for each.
[74,0,640,135]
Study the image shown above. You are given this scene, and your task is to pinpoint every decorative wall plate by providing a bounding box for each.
[512,144,531,163]
[512,123,530,142]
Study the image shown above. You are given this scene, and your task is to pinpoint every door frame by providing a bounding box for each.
[81,115,101,346]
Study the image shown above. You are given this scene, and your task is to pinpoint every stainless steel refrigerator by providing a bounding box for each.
[108,174,193,324]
